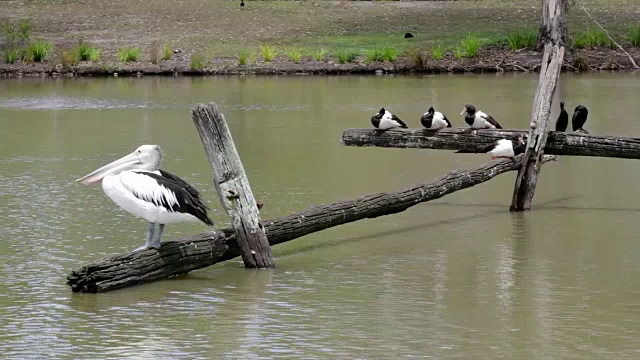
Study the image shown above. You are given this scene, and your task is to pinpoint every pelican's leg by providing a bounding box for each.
[133,222,155,252]
[150,224,165,249]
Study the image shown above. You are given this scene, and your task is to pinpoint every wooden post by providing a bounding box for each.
[191,103,275,268]
[510,44,565,211]
[536,0,568,51]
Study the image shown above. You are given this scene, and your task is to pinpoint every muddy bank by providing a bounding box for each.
[1,47,638,78]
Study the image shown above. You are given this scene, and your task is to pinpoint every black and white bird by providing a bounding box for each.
[556,101,569,132]
[460,104,503,130]
[572,105,589,133]
[456,135,526,160]
[77,145,214,251]
[421,106,451,131]
[371,108,408,130]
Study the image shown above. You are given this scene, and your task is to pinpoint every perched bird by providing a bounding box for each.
[421,106,451,131]
[460,104,503,129]
[77,145,214,252]
[556,101,569,132]
[572,105,589,133]
[456,135,526,160]
[404,33,414,39]
[371,108,408,130]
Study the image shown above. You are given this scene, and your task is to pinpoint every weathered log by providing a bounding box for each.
[341,128,640,159]
[191,103,274,268]
[510,45,564,211]
[536,0,568,51]
[67,154,555,293]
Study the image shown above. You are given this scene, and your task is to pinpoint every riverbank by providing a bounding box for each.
[2,0,640,77]
[1,46,638,78]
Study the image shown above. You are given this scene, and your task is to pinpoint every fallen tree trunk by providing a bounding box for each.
[67,154,555,293]
[341,128,640,159]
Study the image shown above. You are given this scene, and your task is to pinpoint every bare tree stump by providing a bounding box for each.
[191,103,274,268]
[510,44,565,211]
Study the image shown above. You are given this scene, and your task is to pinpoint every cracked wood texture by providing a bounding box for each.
[510,44,564,211]
[341,128,640,159]
[67,154,553,293]
[191,103,274,268]
[536,0,569,51]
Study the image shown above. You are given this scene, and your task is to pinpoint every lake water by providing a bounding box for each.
[1,73,639,359]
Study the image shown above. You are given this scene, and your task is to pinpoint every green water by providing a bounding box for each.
[1,73,639,359]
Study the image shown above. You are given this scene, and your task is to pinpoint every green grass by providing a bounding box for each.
[1,18,31,50]
[337,50,357,64]
[366,46,385,62]
[382,47,398,62]
[24,38,53,62]
[191,52,206,70]
[629,25,640,47]
[3,48,19,63]
[454,47,465,60]
[432,45,446,60]
[238,50,249,65]
[311,48,327,61]
[506,30,537,50]
[117,47,141,62]
[460,34,481,57]
[284,48,303,63]
[76,40,100,61]
[260,44,277,62]
[161,44,172,61]
[86,47,100,62]
[574,27,611,48]
[61,49,78,67]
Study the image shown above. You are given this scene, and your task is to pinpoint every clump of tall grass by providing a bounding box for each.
[161,44,172,61]
[366,46,385,62]
[24,38,53,62]
[628,25,640,47]
[191,52,206,70]
[460,34,481,57]
[260,44,277,62]
[337,50,357,64]
[312,48,327,61]
[1,18,31,63]
[61,49,79,68]
[238,50,250,65]
[76,40,100,62]
[405,48,427,69]
[506,30,537,50]
[118,47,141,62]
[432,45,446,60]
[574,28,610,48]
[284,48,303,63]
[454,47,465,60]
[3,48,20,64]
[382,47,397,62]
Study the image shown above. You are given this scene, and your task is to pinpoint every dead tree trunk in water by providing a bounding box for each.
[536,0,569,51]
[510,45,565,211]
[191,103,274,268]
[67,155,555,293]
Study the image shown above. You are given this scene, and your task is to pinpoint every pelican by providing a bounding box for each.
[77,145,214,251]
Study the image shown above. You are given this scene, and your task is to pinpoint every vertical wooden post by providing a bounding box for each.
[536,0,569,51]
[191,103,275,268]
[510,44,564,211]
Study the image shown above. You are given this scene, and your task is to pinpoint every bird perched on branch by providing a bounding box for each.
[572,105,589,133]
[371,108,408,130]
[556,101,569,132]
[421,106,451,131]
[456,135,526,160]
[460,104,503,130]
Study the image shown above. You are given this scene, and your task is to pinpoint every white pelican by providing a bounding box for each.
[77,145,214,251]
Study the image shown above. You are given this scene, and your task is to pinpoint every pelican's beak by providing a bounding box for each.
[76,151,140,185]
[460,108,466,116]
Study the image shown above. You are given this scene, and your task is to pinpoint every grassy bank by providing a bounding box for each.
[1,0,640,72]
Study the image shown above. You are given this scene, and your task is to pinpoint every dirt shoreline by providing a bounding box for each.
[1,47,638,78]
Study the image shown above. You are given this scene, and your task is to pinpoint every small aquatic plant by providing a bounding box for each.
[24,38,53,62]
[405,48,427,69]
[432,45,446,60]
[3,48,19,64]
[238,50,249,65]
[161,44,172,61]
[337,50,357,64]
[628,25,640,47]
[190,52,206,70]
[75,40,100,62]
[460,34,481,57]
[506,30,537,50]
[61,49,79,68]
[382,47,398,62]
[260,44,277,62]
[574,28,610,48]
[366,46,385,62]
[118,47,141,62]
[454,47,465,60]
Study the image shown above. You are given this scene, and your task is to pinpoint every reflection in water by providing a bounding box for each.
[1,74,640,358]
